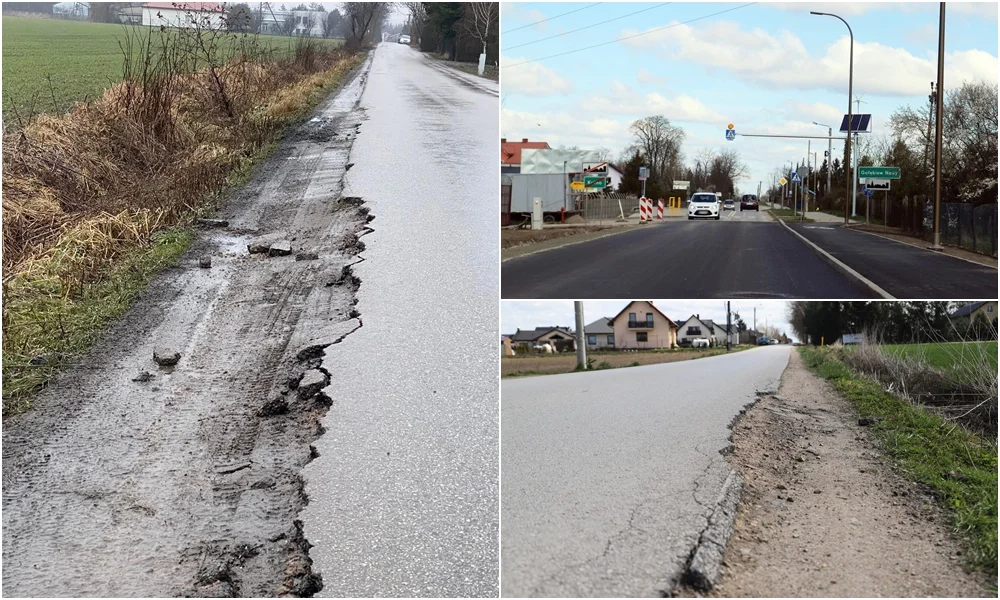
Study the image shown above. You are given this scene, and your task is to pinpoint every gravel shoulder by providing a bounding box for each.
[696,350,992,597]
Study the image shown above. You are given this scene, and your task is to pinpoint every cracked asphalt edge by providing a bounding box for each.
[665,386,781,596]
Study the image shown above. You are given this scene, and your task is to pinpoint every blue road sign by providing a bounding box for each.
[861,184,868,195]
[725,129,736,141]
[791,172,801,183]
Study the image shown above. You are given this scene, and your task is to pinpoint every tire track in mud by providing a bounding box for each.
[2,56,375,598]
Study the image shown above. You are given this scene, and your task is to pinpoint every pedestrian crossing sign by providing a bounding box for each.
[791,172,801,183]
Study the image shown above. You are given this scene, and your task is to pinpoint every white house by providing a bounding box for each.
[142,2,225,29]
[712,322,739,347]
[675,315,716,347]
[607,163,624,191]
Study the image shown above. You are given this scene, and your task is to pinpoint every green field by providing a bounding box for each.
[2,16,341,119]
[882,341,998,380]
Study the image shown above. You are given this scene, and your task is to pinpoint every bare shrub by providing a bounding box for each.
[841,321,997,436]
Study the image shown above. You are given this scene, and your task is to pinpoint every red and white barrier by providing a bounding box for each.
[639,196,648,222]
[657,198,664,220]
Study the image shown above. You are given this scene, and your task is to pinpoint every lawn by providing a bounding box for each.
[769,207,814,223]
[882,341,998,382]
[2,16,341,119]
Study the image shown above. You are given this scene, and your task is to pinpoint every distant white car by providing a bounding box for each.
[691,338,710,348]
[688,192,720,220]
[398,34,411,44]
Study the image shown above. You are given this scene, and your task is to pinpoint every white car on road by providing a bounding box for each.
[688,192,720,220]
[399,34,411,44]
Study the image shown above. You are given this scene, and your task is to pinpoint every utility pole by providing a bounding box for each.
[932,2,945,250]
[753,307,756,334]
[726,301,732,352]
[574,301,587,370]
[851,94,867,219]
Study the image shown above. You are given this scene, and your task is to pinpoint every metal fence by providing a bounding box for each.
[576,193,642,222]
[921,202,998,256]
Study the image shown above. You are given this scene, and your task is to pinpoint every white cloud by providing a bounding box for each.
[501,108,630,150]
[636,68,668,86]
[580,80,725,125]
[619,20,998,96]
[951,2,999,21]
[502,56,574,97]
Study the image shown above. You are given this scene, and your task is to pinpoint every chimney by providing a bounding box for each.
[522,138,529,143]
[501,138,506,143]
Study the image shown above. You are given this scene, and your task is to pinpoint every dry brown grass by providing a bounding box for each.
[502,347,748,377]
[2,27,365,412]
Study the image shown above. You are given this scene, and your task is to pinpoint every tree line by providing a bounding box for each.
[766,81,998,218]
[789,301,996,345]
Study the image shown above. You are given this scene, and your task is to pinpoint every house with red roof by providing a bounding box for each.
[501,138,550,174]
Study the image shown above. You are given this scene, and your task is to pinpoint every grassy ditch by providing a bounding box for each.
[502,345,754,378]
[800,346,997,576]
[2,25,366,415]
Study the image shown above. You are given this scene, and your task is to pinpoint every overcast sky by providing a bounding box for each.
[501,2,998,192]
[501,300,797,341]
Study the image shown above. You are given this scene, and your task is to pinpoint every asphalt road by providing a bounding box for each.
[788,224,998,298]
[300,43,499,597]
[501,216,875,299]
[501,346,791,597]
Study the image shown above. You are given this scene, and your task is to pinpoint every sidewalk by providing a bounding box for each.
[804,211,845,223]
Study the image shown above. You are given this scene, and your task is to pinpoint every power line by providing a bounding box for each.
[504,3,757,69]
[501,2,603,35]
[503,3,672,52]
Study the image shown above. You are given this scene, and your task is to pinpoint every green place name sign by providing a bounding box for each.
[584,176,607,189]
[858,166,900,179]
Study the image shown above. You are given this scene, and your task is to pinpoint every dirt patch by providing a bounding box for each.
[846,225,998,268]
[693,350,991,597]
[501,225,610,249]
[502,348,743,377]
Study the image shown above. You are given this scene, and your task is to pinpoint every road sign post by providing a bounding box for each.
[725,123,736,141]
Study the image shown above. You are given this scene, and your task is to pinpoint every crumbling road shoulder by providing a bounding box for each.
[702,349,991,597]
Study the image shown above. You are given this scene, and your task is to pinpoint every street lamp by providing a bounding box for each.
[810,11,853,226]
[812,121,832,200]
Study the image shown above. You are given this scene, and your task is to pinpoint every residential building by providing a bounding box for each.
[584,317,615,350]
[676,315,717,346]
[606,163,624,191]
[510,326,575,351]
[951,301,997,323]
[141,2,225,29]
[711,322,739,347]
[608,301,678,349]
[501,138,550,174]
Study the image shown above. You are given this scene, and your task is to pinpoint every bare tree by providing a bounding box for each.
[343,2,388,45]
[628,115,685,188]
[463,2,498,58]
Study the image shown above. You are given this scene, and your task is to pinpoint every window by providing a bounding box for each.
[607,335,615,346]
[645,313,654,327]
[989,305,994,313]
[687,326,701,335]
[636,332,648,342]
[587,335,597,345]
[629,312,636,322]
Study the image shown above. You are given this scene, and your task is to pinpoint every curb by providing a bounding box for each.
[684,470,744,591]
[773,218,895,299]
[501,224,656,263]
[844,225,999,271]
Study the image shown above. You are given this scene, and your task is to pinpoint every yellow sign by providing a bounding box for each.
[570,181,585,191]
[779,176,788,186]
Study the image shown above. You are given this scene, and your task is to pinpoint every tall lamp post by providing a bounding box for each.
[810,11,853,226]
[812,121,832,200]
[931,3,945,249]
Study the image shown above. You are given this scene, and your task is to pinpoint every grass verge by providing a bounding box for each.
[769,207,814,223]
[2,45,367,416]
[800,346,998,576]
[503,345,754,378]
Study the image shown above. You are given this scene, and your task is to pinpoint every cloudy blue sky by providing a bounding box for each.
[501,300,797,340]
[501,1,998,191]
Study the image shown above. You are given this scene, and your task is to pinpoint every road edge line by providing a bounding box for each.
[683,470,744,591]
[774,218,895,299]
[844,225,998,271]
